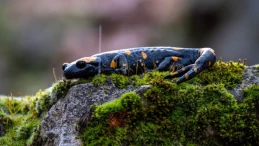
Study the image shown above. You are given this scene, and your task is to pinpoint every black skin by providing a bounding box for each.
[62,47,216,84]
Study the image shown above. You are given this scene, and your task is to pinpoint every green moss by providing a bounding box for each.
[92,71,169,88]
[256,64,259,70]
[240,84,259,144]
[92,74,130,88]
[33,79,90,116]
[0,114,41,146]
[92,74,107,86]
[94,92,140,119]
[120,92,141,110]
[32,90,51,116]
[191,61,245,89]
[130,71,169,87]
[82,74,259,145]
[93,61,245,90]
[0,111,13,133]
[52,79,90,99]
[110,74,130,88]
[0,77,92,146]
[15,117,41,140]
[27,125,42,146]
[0,96,40,146]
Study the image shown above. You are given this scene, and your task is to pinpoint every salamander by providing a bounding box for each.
[62,47,216,84]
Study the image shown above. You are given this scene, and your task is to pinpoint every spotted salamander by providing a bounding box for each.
[62,47,216,84]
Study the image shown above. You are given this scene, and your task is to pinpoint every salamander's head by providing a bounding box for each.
[62,57,99,79]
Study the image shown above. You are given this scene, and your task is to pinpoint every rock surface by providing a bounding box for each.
[230,65,259,101]
[39,81,140,146]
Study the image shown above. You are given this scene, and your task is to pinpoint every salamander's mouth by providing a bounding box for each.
[62,64,98,79]
[63,70,86,79]
[63,72,73,79]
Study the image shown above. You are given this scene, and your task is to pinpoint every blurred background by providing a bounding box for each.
[0,0,259,95]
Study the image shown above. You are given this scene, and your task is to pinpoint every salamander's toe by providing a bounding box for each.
[176,66,199,84]
[164,72,179,79]
[164,64,193,79]
[164,64,200,84]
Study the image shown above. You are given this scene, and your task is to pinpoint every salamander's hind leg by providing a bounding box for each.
[157,57,173,71]
[157,56,183,71]
[110,54,128,75]
[164,48,216,84]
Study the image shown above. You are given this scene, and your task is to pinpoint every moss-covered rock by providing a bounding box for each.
[82,78,259,145]
[1,61,259,146]
[0,78,90,146]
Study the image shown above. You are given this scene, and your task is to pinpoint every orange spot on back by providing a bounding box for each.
[181,68,186,71]
[194,68,198,73]
[125,50,131,55]
[141,52,147,59]
[110,60,117,68]
[173,47,182,50]
[172,56,179,62]
[185,74,189,79]
[209,49,216,56]
[80,57,97,63]
[199,50,204,56]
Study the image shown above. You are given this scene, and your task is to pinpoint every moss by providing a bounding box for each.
[0,77,91,146]
[130,71,169,87]
[0,111,13,134]
[94,92,140,119]
[120,92,141,110]
[190,61,245,89]
[32,90,51,116]
[240,84,259,144]
[52,79,90,99]
[92,71,169,88]
[33,79,90,116]
[15,116,41,140]
[0,93,45,146]
[93,61,245,90]
[92,74,107,86]
[256,64,259,70]
[110,74,130,88]
[0,114,41,146]
[92,74,130,88]
[82,73,259,145]
[27,125,42,146]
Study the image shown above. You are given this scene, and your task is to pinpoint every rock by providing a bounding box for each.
[230,65,259,101]
[39,82,140,146]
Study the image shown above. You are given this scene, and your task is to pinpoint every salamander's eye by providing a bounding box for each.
[76,61,86,69]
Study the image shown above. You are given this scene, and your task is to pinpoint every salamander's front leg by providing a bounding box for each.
[110,54,128,75]
[164,48,216,84]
